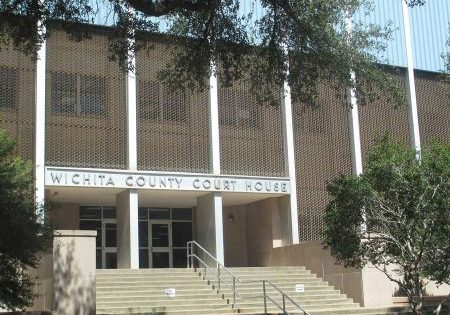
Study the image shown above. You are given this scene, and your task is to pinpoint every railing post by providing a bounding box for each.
[282,294,286,314]
[217,264,221,292]
[186,243,189,268]
[203,251,206,278]
[263,280,267,314]
[232,277,236,308]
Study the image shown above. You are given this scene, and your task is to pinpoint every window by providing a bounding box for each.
[218,86,260,127]
[52,73,106,115]
[0,67,18,109]
[138,81,187,122]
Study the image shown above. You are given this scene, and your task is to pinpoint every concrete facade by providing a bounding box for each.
[0,23,448,312]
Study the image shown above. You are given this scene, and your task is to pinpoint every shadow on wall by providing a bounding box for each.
[53,239,95,315]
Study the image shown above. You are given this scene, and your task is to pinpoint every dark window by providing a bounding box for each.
[148,208,170,220]
[172,222,193,247]
[52,72,106,115]
[139,81,187,122]
[0,67,18,109]
[172,208,192,220]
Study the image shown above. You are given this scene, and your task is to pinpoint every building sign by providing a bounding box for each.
[45,167,291,194]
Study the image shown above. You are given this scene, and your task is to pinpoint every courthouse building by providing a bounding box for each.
[0,18,448,310]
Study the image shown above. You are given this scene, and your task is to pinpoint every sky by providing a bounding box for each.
[90,0,449,73]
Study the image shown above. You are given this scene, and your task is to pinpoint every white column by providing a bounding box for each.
[116,189,139,269]
[35,23,46,207]
[344,14,363,176]
[129,189,139,268]
[280,43,299,245]
[196,193,224,264]
[208,62,221,174]
[127,40,137,170]
[206,62,224,263]
[213,192,224,264]
[122,8,139,269]
[402,0,421,160]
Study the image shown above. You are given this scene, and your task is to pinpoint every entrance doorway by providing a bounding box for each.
[139,208,193,268]
[79,206,117,269]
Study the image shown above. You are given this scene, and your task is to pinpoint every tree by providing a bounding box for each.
[0,129,52,311]
[1,0,411,107]
[323,137,450,315]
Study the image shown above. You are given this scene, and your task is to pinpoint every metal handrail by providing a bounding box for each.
[187,241,243,308]
[187,240,311,315]
[263,280,311,315]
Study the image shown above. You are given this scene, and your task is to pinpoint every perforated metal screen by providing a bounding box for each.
[219,81,286,177]
[136,39,210,173]
[0,46,36,163]
[415,71,450,145]
[358,72,410,162]
[293,84,352,243]
[45,28,127,169]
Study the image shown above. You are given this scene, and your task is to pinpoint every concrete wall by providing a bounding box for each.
[29,254,54,312]
[223,205,248,267]
[53,230,96,315]
[245,238,403,307]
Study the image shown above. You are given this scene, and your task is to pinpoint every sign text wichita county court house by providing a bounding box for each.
[45,167,291,194]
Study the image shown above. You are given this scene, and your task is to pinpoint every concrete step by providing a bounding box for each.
[96,267,412,315]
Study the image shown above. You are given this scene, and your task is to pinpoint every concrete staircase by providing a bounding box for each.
[96,268,233,314]
[96,267,410,315]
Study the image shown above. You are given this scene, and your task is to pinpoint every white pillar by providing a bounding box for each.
[122,7,139,269]
[208,62,221,174]
[281,44,299,245]
[35,23,46,207]
[127,38,137,170]
[116,189,139,269]
[344,14,363,176]
[205,62,224,263]
[402,0,421,160]
[196,193,224,264]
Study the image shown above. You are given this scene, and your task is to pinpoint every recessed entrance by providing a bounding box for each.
[138,208,193,268]
[79,206,117,269]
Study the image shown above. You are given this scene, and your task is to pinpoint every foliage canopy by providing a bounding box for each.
[323,137,450,314]
[0,130,52,311]
[0,0,414,106]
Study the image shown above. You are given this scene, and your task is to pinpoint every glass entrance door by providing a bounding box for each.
[150,221,171,268]
[79,206,117,269]
[138,208,193,268]
[103,220,117,269]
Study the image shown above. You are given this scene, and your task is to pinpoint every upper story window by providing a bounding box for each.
[138,81,187,122]
[51,73,106,116]
[0,67,18,109]
[219,87,260,127]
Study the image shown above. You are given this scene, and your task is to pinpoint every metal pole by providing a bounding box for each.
[263,281,267,314]
[282,294,286,314]
[217,264,221,292]
[186,243,189,268]
[203,251,206,278]
[232,277,236,308]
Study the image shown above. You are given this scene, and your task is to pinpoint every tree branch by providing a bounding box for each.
[126,0,207,17]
